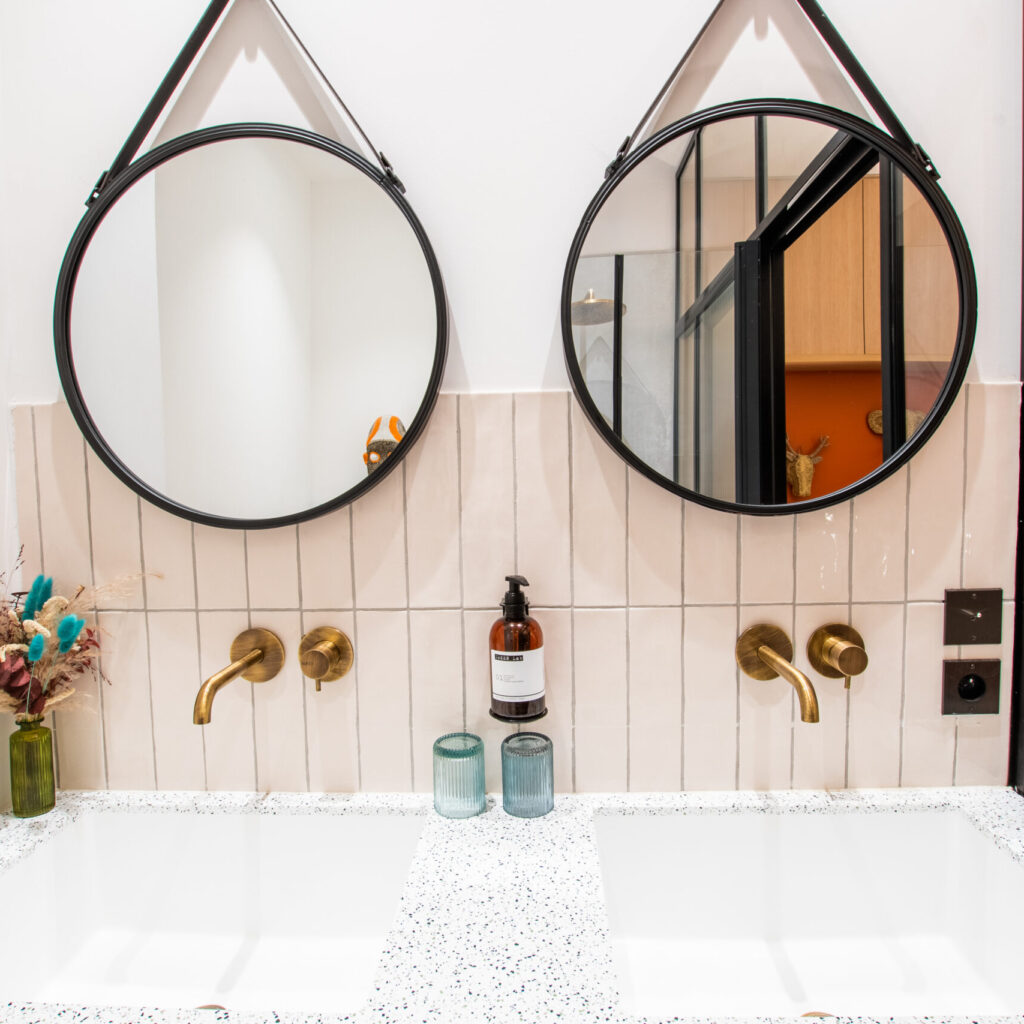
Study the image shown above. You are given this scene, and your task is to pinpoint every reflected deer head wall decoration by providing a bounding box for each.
[786,436,829,499]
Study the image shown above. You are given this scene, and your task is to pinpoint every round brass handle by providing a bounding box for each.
[807,624,868,679]
[301,640,339,680]
[820,635,868,676]
[298,627,353,690]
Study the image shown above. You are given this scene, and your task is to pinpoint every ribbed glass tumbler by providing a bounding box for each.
[432,732,486,818]
[501,732,554,818]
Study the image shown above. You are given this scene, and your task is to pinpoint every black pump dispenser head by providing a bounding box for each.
[502,574,529,620]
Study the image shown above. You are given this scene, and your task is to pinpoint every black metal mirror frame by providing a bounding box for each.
[54,121,449,529]
[560,97,977,516]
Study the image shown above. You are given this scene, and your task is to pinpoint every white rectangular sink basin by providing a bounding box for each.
[0,809,425,1014]
[596,809,1024,1019]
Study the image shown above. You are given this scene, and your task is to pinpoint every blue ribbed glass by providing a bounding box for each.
[432,732,486,818]
[501,732,554,818]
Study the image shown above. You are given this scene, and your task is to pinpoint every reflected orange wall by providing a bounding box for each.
[785,371,883,502]
[784,370,941,502]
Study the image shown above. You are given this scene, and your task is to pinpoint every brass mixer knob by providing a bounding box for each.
[297,627,354,691]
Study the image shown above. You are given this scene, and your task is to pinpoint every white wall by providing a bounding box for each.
[0,0,1020,552]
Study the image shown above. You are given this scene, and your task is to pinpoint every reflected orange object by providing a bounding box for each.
[785,371,882,501]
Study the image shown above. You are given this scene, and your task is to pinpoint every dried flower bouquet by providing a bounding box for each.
[0,553,102,720]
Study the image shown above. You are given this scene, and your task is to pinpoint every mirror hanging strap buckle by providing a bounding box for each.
[378,151,405,194]
[604,136,631,180]
[85,170,110,207]
[911,143,940,180]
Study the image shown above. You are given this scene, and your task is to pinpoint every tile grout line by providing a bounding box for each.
[401,461,415,791]
[624,468,631,793]
[243,531,257,791]
[790,516,798,790]
[509,395,520,747]
[59,598,948,613]
[512,399,523,749]
[959,385,970,587]
[136,497,158,790]
[844,501,854,789]
[898,468,912,787]
[789,591,797,790]
[296,524,311,793]
[679,499,685,792]
[348,506,363,790]
[455,397,468,732]
[567,395,577,793]
[511,394,519,573]
[30,408,45,576]
[81,438,110,791]
[952,719,960,786]
[191,524,208,790]
[734,517,741,790]
[953,386,971,787]
[32,410,57,787]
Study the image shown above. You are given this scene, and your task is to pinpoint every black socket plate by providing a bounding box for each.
[941,659,1000,715]
[943,589,1003,645]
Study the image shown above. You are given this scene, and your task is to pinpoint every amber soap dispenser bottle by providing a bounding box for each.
[489,575,547,723]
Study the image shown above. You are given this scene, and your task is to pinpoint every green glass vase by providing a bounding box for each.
[10,716,55,818]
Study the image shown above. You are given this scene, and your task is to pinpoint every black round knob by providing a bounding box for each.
[957,673,987,702]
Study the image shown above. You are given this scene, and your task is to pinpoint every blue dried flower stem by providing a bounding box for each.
[20,609,85,716]
[21,575,52,623]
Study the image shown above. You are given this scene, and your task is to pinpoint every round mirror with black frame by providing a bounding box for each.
[55,123,448,529]
[561,99,976,514]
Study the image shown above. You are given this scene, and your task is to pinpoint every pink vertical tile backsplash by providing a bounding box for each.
[303,609,359,792]
[86,451,144,611]
[405,395,462,609]
[739,516,795,605]
[906,391,967,601]
[245,528,300,610]
[8,383,1016,795]
[350,466,408,610]
[628,606,683,791]
[791,604,850,789]
[147,610,205,790]
[297,509,353,610]
[573,608,628,791]
[570,403,627,608]
[458,394,515,610]
[515,393,572,608]
[682,605,739,790]
[96,608,155,789]
[196,610,257,791]
[140,503,196,610]
[193,526,247,610]
[737,604,797,790]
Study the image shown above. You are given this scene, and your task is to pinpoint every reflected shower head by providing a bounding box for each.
[570,288,625,326]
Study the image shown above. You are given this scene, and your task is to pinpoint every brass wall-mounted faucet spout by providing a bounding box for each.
[193,628,285,725]
[736,624,820,723]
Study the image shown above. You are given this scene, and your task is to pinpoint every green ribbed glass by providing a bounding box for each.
[433,732,486,818]
[10,716,55,818]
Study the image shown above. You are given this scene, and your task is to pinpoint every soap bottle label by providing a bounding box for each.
[490,647,545,703]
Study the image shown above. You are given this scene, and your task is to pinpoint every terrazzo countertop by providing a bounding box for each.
[2,786,1024,1024]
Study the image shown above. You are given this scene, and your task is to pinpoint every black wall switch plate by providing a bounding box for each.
[942,659,1000,715]
[943,588,1003,645]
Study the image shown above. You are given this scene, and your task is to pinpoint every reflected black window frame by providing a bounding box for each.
[561,98,976,516]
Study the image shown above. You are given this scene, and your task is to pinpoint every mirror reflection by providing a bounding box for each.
[69,135,439,521]
[569,113,959,506]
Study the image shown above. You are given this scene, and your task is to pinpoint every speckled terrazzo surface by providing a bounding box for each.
[2,787,1024,1024]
